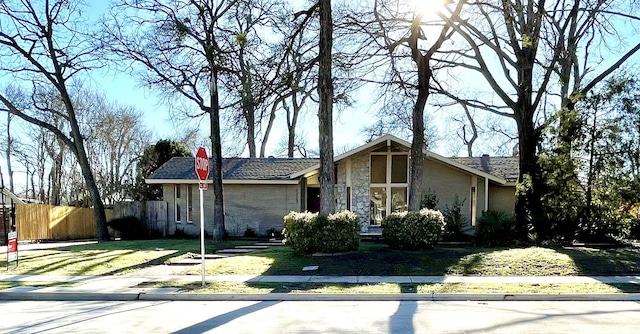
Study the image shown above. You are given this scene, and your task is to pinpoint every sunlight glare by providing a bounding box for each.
[411,0,452,16]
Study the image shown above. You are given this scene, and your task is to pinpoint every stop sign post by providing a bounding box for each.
[195,147,209,287]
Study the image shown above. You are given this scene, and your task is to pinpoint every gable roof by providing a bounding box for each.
[289,134,511,184]
[146,157,319,184]
[450,156,519,182]
[145,135,520,185]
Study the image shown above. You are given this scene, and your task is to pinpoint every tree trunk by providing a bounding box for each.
[68,112,110,241]
[5,112,13,193]
[239,44,256,158]
[318,0,335,214]
[209,68,226,241]
[260,98,280,158]
[408,57,430,211]
[514,111,545,237]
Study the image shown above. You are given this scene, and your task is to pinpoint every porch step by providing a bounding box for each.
[217,248,256,254]
[234,245,269,249]
[167,256,228,266]
[254,242,285,247]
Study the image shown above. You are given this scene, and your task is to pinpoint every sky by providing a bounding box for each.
[6,0,640,163]
[83,1,381,158]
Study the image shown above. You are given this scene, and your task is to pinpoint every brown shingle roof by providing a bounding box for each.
[147,157,320,181]
[451,155,519,182]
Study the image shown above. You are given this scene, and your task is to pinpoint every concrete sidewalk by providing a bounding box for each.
[1,274,640,301]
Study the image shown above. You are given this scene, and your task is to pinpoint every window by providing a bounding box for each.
[346,186,351,211]
[470,186,477,226]
[186,184,193,222]
[391,187,407,213]
[175,184,182,223]
[370,187,387,225]
[370,151,409,225]
[370,155,387,183]
[391,155,408,183]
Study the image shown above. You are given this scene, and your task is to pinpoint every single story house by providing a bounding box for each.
[146,134,518,237]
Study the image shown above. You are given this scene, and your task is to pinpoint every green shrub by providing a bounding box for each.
[243,227,257,238]
[420,189,439,209]
[475,210,517,247]
[282,210,360,254]
[107,216,149,239]
[442,195,471,242]
[265,227,283,239]
[381,209,445,250]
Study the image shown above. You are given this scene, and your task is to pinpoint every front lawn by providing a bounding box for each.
[176,242,640,277]
[0,239,252,276]
[2,239,640,277]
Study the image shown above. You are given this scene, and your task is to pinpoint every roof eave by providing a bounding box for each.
[145,179,301,185]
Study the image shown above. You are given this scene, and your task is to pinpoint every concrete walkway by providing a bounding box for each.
[1,273,640,301]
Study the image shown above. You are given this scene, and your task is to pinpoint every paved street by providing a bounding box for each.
[3,300,640,333]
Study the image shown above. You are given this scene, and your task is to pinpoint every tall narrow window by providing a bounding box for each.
[186,184,193,222]
[346,186,351,211]
[370,151,409,225]
[391,155,408,183]
[370,155,387,183]
[175,184,182,223]
[471,186,477,226]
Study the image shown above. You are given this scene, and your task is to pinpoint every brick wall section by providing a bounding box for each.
[489,184,516,214]
[164,183,302,237]
[423,159,473,223]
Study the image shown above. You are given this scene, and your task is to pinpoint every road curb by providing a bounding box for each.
[3,292,640,302]
[0,292,141,301]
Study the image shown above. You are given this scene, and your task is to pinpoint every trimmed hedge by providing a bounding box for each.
[283,210,360,254]
[381,209,445,250]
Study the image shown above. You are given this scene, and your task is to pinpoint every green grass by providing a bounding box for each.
[2,239,640,279]
[139,281,640,294]
[0,239,252,276]
[176,243,640,277]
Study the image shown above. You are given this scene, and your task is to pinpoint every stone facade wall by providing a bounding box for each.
[350,153,371,232]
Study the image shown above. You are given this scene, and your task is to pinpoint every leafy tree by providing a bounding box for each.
[134,140,192,201]
[439,0,640,238]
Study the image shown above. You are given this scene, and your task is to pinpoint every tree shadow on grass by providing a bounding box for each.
[554,246,640,276]
[248,243,476,277]
[0,239,201,276]
[554,245,640,292]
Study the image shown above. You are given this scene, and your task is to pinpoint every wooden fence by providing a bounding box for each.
[16,204,114,241]
[113,201,167,237]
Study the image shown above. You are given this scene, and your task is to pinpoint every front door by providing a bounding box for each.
[306,187,321,213]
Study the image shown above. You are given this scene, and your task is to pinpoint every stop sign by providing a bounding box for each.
[195,147,209,182]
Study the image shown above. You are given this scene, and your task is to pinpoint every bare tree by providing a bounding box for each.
[217,0,290,157]
[0,0,109,240]
[370,0,466,211]
[105,0,244,241]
